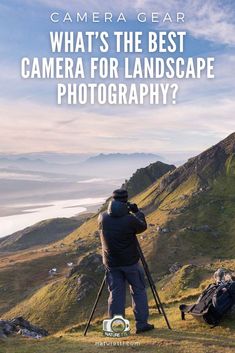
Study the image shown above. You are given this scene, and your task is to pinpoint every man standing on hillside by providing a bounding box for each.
[98,189,154,334]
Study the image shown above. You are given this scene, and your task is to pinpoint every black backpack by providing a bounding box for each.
[179,281,235,326]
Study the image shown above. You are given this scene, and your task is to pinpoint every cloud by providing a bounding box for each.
[0,50,234,155]
[27,0,235,46]
[0,1,234,155]
[0,94,234,154]
[178,1,235,46]
[134,0,235,46]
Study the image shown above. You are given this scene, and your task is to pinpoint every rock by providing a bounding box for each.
[169,262,182,274]
[48,268,57,276]
[94,231,100,238]
[77,253,103,272]
[187,225,211,232]
[67,265,80,278]
[0,320,15,335]
[156,226,171,233]
[0,328,7,339]
[76,245,86,252]
[77,275,97,302]
[10,317,48,337]
[179,194,188,200]
[162,228,170,233]
[67,253,103,278]
[18,328,43,339]
[0,317,48,339]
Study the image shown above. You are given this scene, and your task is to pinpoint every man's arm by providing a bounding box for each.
[130,209,147,234]
[98,213,103,230]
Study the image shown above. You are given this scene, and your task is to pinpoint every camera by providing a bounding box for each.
[103,315,130,337]
[127,202,139,213]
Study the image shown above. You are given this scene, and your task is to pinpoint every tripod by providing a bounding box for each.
[83,240,171,336]
[136,241,171,330]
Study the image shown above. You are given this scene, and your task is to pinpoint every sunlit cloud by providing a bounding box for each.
[0,94,234,154]
[0,0,234,155]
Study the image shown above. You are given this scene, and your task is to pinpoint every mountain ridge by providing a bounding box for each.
[122,160,176,198]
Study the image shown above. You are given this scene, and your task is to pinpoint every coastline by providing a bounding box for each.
[0,197,105,238]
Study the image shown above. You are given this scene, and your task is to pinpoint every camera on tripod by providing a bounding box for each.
[127,202,138,213]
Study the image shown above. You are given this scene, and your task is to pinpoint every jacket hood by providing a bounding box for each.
[108,200,129,217]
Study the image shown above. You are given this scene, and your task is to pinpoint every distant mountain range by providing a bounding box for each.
[0,152,90,165]
[79,153,162,177]
[0,152,162,178]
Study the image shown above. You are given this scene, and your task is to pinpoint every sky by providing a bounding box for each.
[0,0,235,155]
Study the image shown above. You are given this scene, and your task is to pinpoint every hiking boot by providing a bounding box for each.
[136,323,155,334]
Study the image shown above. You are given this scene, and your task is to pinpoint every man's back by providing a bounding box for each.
[98,199,147,267]
[98,189,154,334]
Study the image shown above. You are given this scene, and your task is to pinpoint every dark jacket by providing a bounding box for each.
[98,200,147,268]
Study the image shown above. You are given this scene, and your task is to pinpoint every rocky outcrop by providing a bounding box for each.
[122,161,176,198]
[67,253,103,278]
[77,274,97,302]
[0,317,48,339]
[169,262,182,274]
[77,253,103,272]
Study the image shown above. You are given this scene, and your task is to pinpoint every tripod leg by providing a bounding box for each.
[137,242,172,330]
[152,287,172,330]
[83,274,106,336]
[138,249,162,314]
[143,268,162,314]
[142,263,172,329]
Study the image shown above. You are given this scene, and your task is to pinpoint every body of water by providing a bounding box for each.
[0,197,105,238]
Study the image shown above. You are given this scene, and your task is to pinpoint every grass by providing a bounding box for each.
[1,302,235,353]
[3,272,106,333]
[0,213,92,252]
[1,260,235,353]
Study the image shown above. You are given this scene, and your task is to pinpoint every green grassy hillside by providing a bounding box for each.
[2,251,106,332]
[0,213,92,252]
[1,261,235,353]
[0,133,234,352]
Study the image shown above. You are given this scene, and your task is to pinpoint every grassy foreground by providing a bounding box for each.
[1,303,235,353]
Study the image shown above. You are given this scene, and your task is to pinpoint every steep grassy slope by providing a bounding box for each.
[131,133,235,274]
[0,214,92,252]
[0,214,100,319]
[2,251,106,332]
[0,250,80,315]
